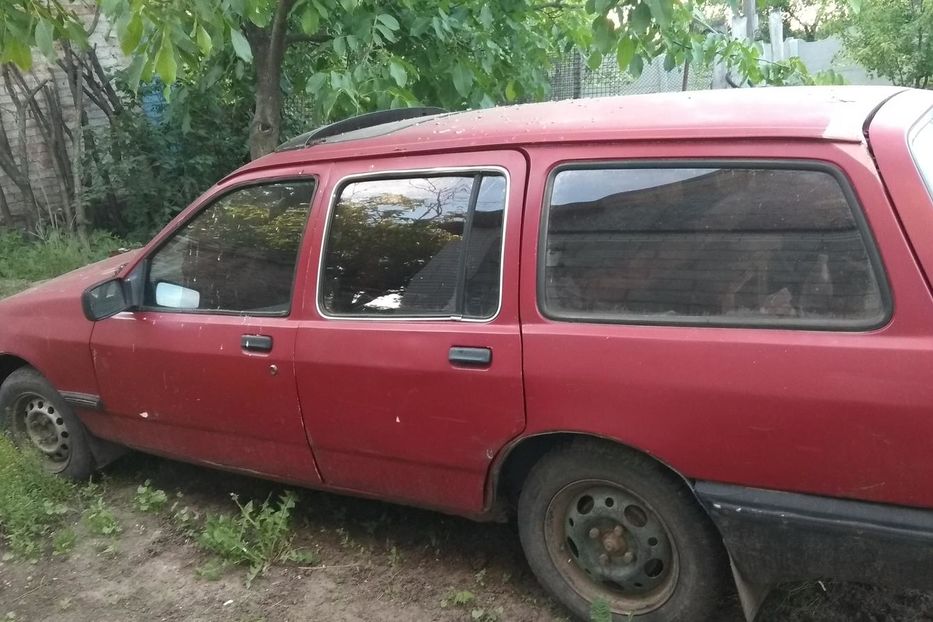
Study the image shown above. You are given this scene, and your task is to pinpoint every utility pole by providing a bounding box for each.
[744,0,756,40]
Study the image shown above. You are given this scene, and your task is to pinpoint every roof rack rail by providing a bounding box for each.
[276,107,447,152]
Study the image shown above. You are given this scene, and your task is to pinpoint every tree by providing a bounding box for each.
[841,0,933,88]
[4,0,829,163]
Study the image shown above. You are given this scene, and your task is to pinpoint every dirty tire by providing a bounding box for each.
[517,440,729,622]
[0,367,96,480]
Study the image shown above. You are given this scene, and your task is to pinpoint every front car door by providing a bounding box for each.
[89,174,323,485]
[294,151,527,515]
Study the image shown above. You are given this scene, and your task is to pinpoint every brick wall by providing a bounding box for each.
[0,2,123,225]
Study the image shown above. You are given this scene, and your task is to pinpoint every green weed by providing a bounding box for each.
[83,497,121,536]
[590,598,612,622]
[51,528,77,556]
[132,480,168,512]
[198,491,313,586]
[0,436,78,558]
[441,590,476,608]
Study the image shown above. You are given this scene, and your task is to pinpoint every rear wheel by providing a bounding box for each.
[517,440,729,621]
[0,367,96,480]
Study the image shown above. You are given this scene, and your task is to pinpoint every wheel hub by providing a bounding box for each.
[548,482,679,614]
[15,395,70,467]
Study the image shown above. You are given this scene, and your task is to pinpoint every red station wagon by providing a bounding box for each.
[3,86,933,621]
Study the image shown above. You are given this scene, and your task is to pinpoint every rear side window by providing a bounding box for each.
[542,165,887,328]
[321,173,506,318]
[911,118,933,193]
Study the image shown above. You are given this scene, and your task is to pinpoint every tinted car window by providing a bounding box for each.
[321,173,506,318]
[146,181,314,314]
[543,167,886,327]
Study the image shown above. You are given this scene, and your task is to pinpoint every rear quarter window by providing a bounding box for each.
[540,164,888,329]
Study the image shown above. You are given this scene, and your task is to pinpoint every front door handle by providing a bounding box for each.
[449,346,492,366]
[241,334,273,353]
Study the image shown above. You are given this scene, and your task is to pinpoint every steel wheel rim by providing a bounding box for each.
[544,479,680,615]
[11,392,71,473]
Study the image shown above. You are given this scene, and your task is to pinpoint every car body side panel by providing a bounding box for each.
[868,89,933,288]
[293,151,527,515]
[0,251,138,405]
[517,140,933,510]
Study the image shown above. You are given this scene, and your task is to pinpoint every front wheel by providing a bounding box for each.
[0,367,96,480]
[517,441,729,621]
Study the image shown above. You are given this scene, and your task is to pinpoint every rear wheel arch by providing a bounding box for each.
[490,432,699,512]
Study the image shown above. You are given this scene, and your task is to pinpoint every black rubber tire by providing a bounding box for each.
[517,439,730,622]
[0,367,96,480]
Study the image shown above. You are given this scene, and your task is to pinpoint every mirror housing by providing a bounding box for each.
[82,278,130,321]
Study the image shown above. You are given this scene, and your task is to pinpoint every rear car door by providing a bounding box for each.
[294,151,526,514]
[89,175,323,485]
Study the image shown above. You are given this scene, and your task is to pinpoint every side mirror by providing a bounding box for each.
[154,282,200,309]
[82,278,130,321]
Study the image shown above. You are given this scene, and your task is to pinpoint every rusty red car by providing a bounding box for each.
[3,85,933,621]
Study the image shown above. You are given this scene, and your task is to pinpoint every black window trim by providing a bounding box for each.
[316,166,510,322]
[136,175,318,318]
[537,159,893,332]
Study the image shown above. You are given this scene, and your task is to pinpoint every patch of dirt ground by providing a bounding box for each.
[2,454,932,621]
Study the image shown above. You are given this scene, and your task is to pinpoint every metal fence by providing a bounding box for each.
[549,52,714,101]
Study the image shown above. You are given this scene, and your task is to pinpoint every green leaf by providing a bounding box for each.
[389,60,408,87]
[306,72,327,94]
[155,33,177,85]
[230,28,253,63]
[333,36,346,57]
[121,14,143,55]
[630,2,652,34]
[35,19,54,59]
[196,25,213,55]
[505,80,518,102]
[616,36,636,71]
[629,54,644,78]
[301,8,320,35]
[663,52,676,72]
[6,39,32,70]
[451,63,473,97]
[478,5,493,28]
[123,53,146,92]
[644,0,672,27]
[377,14,400,31]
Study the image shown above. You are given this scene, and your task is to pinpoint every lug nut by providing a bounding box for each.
[622,551,635,564]
[588,527,600,539]
[613,525,624,536]
[599,553,610,565]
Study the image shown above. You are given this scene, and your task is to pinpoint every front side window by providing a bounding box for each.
[321,173,506,318]
[543,166,887,328]
[146,180,314,314]
[911,117,933,194]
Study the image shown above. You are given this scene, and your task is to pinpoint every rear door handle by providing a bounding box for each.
[449,346,492,366]
[241,334,273,353]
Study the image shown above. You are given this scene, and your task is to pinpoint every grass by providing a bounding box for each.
[0,228,128,299]
[0,436,79,559]
[197,490,314,585]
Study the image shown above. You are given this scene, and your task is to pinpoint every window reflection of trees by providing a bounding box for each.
[147,182,314,313]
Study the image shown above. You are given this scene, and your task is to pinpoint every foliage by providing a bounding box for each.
[0,435,78,559]
[198,491,313,585]
[0,0,87,70]
[441,589,476,608]
[133,480,168,512]
[83,75,251,240]
[0,229,126,299]
[83,496,122,536]
[590,597,613,622]
[841,0,933,88]
[763,0,844,41]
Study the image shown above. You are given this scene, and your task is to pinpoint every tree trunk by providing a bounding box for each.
[248,0,295,160]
